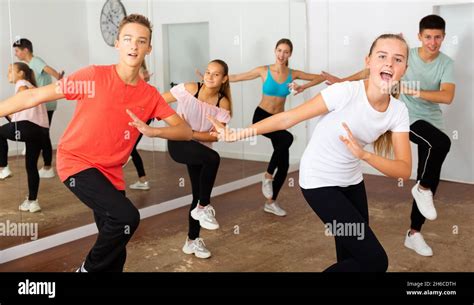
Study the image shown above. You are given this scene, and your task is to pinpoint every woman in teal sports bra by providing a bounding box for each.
[228,38,326,216]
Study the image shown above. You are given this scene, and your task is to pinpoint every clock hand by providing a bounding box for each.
[106,15,119,28]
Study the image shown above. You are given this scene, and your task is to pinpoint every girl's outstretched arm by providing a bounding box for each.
[208,93,329,142]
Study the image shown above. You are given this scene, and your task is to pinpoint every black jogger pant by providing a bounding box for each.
[64,168,140,272]
[40,110,54,167]
[409,120,451,231]
[130,119,153,178]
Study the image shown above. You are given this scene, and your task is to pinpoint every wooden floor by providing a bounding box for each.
[1,172,472,272]
[0,150,268,249]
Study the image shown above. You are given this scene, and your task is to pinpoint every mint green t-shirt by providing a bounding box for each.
[400,48,455,131]
[28,56,57,111]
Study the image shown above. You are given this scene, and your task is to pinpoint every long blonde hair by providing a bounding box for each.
[210,59,233,116]
[369,34,409,157]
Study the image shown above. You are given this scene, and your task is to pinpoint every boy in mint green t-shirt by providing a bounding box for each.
[13,38,64,178]
[399,15,455,258]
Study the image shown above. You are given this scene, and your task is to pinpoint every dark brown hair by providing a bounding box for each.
[12,38,33,53]
[275,38,293,66]
[13,62,37,87]
[118,14,153,44]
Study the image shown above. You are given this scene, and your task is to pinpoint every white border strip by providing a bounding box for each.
[0,164,299,264]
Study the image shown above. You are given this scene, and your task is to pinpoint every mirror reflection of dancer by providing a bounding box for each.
[125,61,154,191]
[323,15,455,257]
[162,59,232,259]
[0,63,49,213]
[228,38,325,216]
[0,14,192,272]
[12,38,64,178]
[210,34,412,272]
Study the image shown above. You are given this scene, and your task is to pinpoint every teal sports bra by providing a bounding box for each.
[262,66,292,97]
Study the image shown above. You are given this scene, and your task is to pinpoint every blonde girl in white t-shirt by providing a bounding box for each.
[0,62,49,213]
[209,34,412,272]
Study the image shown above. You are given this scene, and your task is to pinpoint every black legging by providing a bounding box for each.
[168,140,220,240]
[252,107,293,200]
[301,181,388,272]
[130,119,153,178]
[409,120,451,231]
[0,121,48,200]
[40,110,54,167]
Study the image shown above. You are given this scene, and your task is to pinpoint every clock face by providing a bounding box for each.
[100,0,127,47]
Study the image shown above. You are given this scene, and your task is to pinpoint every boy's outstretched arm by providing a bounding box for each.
[322,69,369,85]
[0,83,64,117]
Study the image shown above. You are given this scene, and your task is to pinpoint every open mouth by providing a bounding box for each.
[128,53,138,58]
[380,70,393,82]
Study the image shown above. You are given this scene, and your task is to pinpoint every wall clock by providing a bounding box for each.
[100,0,127,46]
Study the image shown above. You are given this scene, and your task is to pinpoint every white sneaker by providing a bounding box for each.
[38,167,55,179]
[75,262,88,272]
[264,201,287,217]
[129,180,150,190]
[182,237,211,259]
[412,181,437,220]
[404,230,433,257]
[28,200,42,213]
[122,156,132,168]
[190,205,219,230]
[0,166,13,180]
[19,198,42,213]
[18,198,31,212]
[262,174,273,199]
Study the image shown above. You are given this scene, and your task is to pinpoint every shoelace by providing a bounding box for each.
[270,202,280,210]
[204,206,216,217]
[195,238,206,250]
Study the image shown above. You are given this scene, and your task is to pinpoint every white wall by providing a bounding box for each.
[144,0,308,163]
[306,0,474,183]
[437,3,474,183]
[4,0,308,162]
[1,0,90,155]
[83,0,308,162]
[0,0,15,102]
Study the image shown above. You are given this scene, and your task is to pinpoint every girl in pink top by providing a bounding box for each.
[0,62,49,213]
[161,59,232,259]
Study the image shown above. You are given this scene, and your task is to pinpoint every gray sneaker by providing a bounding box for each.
[182,237,211,259]
[264,202,287,217]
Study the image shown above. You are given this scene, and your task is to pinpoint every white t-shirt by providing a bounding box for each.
[299,80,410,189]
[11,79,49,128]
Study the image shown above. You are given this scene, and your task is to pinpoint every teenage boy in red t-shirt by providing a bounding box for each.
[0,14,192,272]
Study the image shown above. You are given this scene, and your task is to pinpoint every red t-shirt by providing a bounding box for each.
[56,65,175,190]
